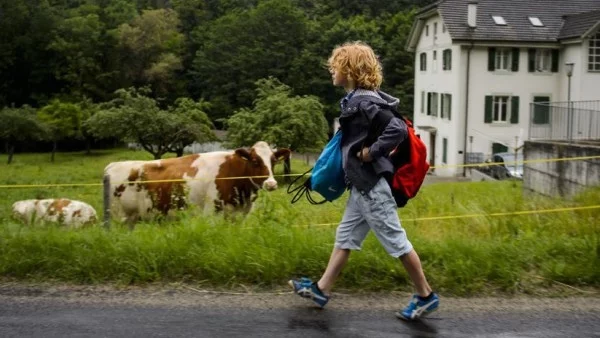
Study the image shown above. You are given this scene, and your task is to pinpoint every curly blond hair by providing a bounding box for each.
[327,41,383,90]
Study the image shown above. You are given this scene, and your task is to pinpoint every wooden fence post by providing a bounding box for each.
[284,157,291,184]
[103,174,110,229]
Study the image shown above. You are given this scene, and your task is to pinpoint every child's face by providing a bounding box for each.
[330,67,350,88]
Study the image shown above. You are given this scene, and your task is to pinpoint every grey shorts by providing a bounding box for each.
[335,177,413,258]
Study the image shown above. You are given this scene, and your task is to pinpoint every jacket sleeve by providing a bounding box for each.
[369,118,408,159]
[362,102,408,160]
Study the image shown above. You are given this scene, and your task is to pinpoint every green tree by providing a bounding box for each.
[0,106,47,164]
[380,10,417,117]
[190,0,309,124]
[85,87,216,159]
[226,77,328,152]
[48,6,104,99]
[37,99,86,162]
[166,97,217,157]
[116,9,185,100]
[0,0,61,107]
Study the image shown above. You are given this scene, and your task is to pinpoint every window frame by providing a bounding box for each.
[442,138,448,164]
[442,49,452,70]
[428,92,439,117]
[535,49,552,72]
[441,93,452,120]
[495,48,512,71]
[589,32,600,72]
[420,52,427,71]
[532,96,551,125]
[492,16,507,25]
[528,17,544,27]
[492,96,511,123]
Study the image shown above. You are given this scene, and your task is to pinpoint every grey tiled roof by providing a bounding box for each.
[425,0,600,42]
[559,10,600,39]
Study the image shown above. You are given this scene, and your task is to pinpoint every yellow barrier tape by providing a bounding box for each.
[296,205,600,228]
[431,155,600,170]
[0,155,598,189]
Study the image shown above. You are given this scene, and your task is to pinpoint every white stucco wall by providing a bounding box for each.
[467,46,561,157]
[413,14,464,176]
[411,20,600,177]
[561,37,600,102]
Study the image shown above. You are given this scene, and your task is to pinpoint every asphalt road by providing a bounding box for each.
[0,285,598,338]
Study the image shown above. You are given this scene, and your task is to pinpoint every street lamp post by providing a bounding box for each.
[565,62,574,141]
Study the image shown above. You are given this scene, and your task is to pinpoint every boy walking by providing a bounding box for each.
[289,41,439,321]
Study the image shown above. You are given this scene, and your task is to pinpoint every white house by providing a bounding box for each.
[406,0,600,177]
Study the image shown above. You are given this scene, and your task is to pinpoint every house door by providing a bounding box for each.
[429,132,436,172]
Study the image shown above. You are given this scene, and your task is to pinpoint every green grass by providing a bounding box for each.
[0,149,598,296]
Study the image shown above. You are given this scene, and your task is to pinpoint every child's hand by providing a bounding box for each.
[357,147,373,162]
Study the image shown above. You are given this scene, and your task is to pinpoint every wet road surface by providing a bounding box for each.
[1,289,599,338]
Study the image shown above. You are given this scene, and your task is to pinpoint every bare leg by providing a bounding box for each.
[317,248,351,294]
[400,249,432,297]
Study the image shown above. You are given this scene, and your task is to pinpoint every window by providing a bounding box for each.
[442,49,452,70]
[442,24,446,33]
[434,22,438,36]
[489,48,519,72]
[433,50,437,71]
[441,94,452,120]
[495,48,511,70]
[427,93,439,116]
[425,25,429,36]
[529,17,544,27]
[485,95,520,124]
[589,32,600,72]
[442,138,448,163]
[533,96,550,124]
[528,48,558,72]
[421,91,425,114]
[492,16,507,25]
[535,49,552,72]
[492,142,508,154]
[493,96,510,122]
[420,52,427,71]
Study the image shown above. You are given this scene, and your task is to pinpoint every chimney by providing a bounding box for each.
[468,0,478,28]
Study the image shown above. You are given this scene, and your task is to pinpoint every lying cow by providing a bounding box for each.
[12,198,98,227]
[104,141,291,224]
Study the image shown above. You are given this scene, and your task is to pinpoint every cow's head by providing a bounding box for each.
[235,141,291,191]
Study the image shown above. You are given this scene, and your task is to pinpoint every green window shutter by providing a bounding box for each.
[427,92,432,115]
[440,94,445,118]
[551,49,559,72]
[511,96,520,124]
[448,94,452,120]
[511,48,520,72]
[533,96,550,124]
[442,138,448,163]
[528,49,536,72]
[485,96,493,123]
[488,48,496,71]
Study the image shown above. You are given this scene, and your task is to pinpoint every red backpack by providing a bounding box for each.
[387,117,429,207]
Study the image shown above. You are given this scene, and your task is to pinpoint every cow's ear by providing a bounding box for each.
[273,148,291,162]
[235,148,252,161]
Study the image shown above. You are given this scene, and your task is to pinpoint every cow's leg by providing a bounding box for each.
[125,212,139,230]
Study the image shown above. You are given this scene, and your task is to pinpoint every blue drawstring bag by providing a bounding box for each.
[288,131,346,204]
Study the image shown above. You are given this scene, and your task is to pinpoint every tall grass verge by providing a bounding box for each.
[0,150,598,295]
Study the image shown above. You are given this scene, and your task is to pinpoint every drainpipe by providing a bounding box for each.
[463,42,474,177]
[463,0,478,177]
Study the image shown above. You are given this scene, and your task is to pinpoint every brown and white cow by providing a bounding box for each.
[104,141,291,224]
[12,198,98,227]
